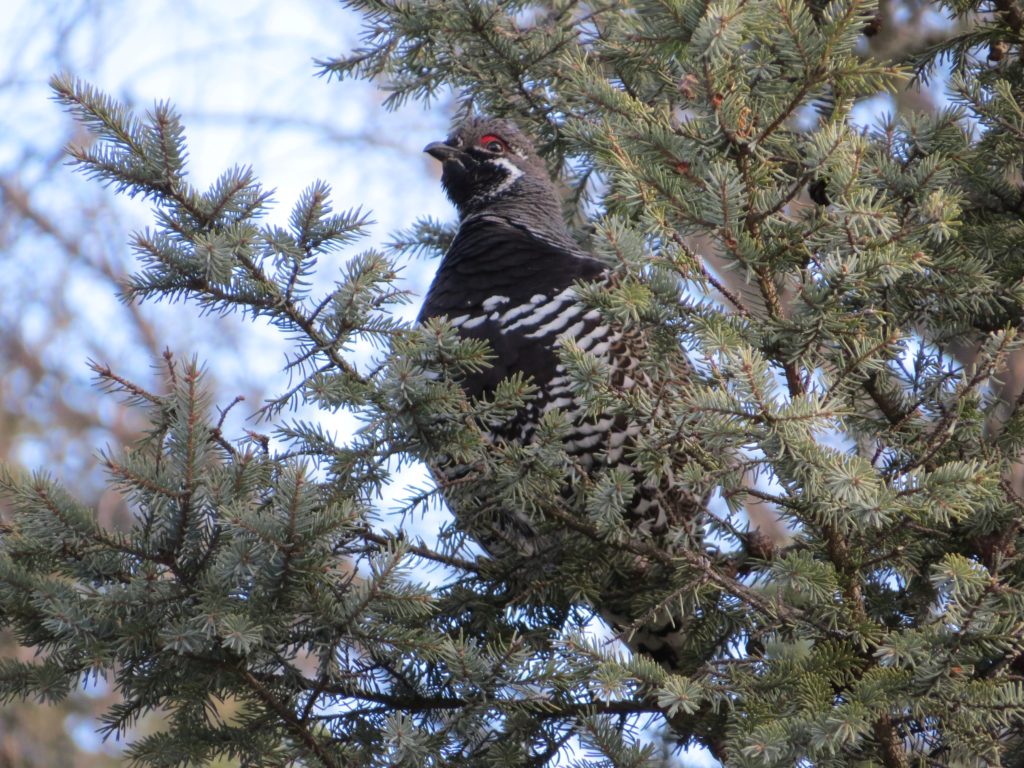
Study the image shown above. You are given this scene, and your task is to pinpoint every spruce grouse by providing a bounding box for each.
[417,116,702,667]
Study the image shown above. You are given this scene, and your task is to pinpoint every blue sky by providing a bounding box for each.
[2,0,454,487]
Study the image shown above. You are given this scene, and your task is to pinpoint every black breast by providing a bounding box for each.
[418,214,607,415]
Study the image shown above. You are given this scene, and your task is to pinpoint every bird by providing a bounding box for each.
[416,116,704,668]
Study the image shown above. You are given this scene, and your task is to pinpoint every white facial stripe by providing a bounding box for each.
[488,157,524,196]
[465,155,526,206]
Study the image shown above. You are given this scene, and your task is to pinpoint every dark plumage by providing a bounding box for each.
[418,117,701,667]
[419,118,608,445]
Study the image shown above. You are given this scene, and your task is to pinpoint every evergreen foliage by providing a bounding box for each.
[2,0,1024,764]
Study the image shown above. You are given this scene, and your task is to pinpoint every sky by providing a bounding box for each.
[2,0,455,499]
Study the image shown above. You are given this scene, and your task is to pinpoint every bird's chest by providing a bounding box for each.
[447,287,601,400]
[448,289,632,462]
[449,287,594,347]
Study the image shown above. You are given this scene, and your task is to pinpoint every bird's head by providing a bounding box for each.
[424,117,558,218]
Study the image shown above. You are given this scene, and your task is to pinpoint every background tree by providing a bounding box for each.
[3,0,1024,766]
[0,1,443,763]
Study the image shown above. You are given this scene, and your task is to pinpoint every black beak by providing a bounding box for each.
[424,141,462,162]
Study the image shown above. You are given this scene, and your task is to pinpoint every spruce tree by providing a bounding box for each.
[3,1,1024,765]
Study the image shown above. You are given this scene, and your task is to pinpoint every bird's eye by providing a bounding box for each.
[479,134,506,153]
